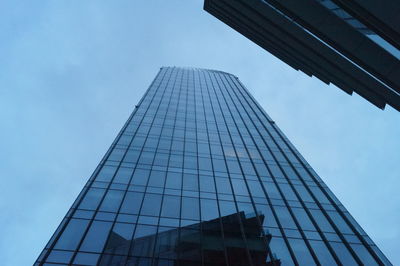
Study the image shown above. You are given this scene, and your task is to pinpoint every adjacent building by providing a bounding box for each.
[35,67,391,265]
[204,0,400,111]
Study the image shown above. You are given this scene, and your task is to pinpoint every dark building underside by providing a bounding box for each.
[204,0,400,111]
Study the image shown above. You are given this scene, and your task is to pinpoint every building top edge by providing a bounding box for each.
[160,66,238,78]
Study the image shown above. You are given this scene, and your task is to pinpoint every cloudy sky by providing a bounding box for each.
[1,1,399,265]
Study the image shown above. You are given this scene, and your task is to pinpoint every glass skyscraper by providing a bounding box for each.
[35,67,391,265]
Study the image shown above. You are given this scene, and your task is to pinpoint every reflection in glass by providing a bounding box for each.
[99,211,281,265]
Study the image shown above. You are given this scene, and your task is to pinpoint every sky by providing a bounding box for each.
[0,1,399,265]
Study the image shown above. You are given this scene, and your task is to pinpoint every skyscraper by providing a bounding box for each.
[35,67,391,265]
[204,0,400,111]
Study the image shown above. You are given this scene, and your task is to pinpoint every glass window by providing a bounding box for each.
[263,182,282,199]
[108,149,125,161]
[240,161,256,175]
[219,200,237,217]
[120,192,144,215]
[104,222,135,255]
[327,211,353,234]
[309,186,330,204]
[330,242,358,266]
[161,195,180,218]
[165,172,182,190]
[274,206,297,229]
[287,238,316,265]
[198,157,212,170]
[237,202,254,216]
[255,204,278,228]
[309,240,336,265]
[350,244,378,265]
[201,199,219,221]
[181,197,199,220]
[184,156,197,169]
[96,166,117,182]
[213,159,227,172]
[130,169,150,186]
[99,190,124,212]
[140,194,162,216]
[54,219,89,250]
[134,224,157,239]
[215,178,232,194]
[278,183,298,201]
[269,237,295,266]
[148,170,166,188]
[231,179,249,196]
[80,221,112,252]
[73,252,100,266]
[293,185,314,202]
[199,175,215,193]
[113,167,133,184]
[169,154,183,168]
[309,209,335,233]
[226,160,241,174]
[198,143,210,154]
[183,174,198,191]
[79,188,106,210]
[291,208,316,231]
[138,151,155,165]
[46,250,73,264]
[247,180,265,198]
[123,150,139,163]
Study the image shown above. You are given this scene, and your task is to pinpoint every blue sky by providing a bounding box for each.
[1,1,399,265]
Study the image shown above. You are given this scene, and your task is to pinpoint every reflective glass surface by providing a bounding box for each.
[36,67,389,265]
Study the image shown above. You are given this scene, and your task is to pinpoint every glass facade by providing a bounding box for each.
[35,67,391,265]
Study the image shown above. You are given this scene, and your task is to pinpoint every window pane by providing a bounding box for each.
[46,250,73,263]
[327,211,353,234]
[309,240,336,265]
[216,178,232,194]
[330,242,358,266]
[199,175,215,193]
[255,204,278,228]
[148,170,166,188]
[247,180,265,198]
[80,221,112,252]
[130,169,150,186]
[73,252,100,266]
[104,223,135,255]
[141,194,162,216]
[161,195,180,218]
[201,199,219,221]
[99,190,124,212]
[269,237,295,266]
[113,167,133,184]
[96,166,117,182]
[54,219,89,250]
[350,244,378,265]
[263,182,282,199]
[219,200,237,217]
[231,179,249,196]
[181,197,199,220]
[291,208,315,231]
[287,238,316,265]
[274,206,297,229]
[183,174,198,191]
[309,209,335,233]
[165,172,182,190]
[79,188,106,210]
[120,192,144,215]
[278,183,298,201]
